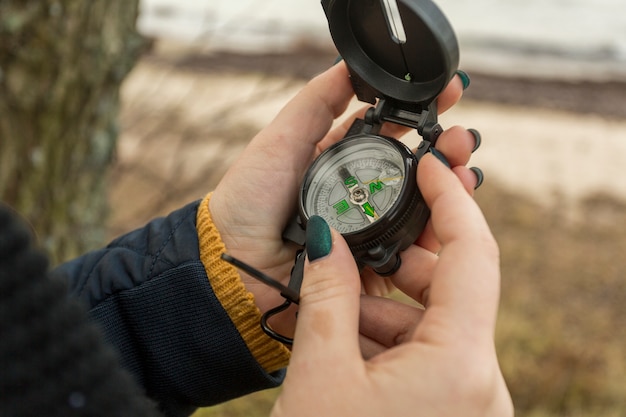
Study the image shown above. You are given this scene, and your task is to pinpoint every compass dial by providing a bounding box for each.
[301,136,409,234]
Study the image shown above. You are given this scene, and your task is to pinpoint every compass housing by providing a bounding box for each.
[293,0,459,275]
[322,0,459,111]
[299,134,429,274]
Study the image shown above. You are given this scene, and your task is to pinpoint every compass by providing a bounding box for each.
[299,134,426,275]
[222,0,460,343]
[296,0,459,275]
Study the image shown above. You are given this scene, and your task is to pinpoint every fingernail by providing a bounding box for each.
[468,128,482,153]
[456,70,471,90]
[429,148,450,168]
[470,167,484,189]
[306,215,332,262]
[334,55,344,65]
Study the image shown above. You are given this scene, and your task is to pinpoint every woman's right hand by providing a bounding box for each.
[272,152,513,417]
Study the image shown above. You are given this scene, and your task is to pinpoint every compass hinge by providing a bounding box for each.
[364,99,443,144]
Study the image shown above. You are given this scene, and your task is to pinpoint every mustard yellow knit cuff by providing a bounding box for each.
[196,193,290,373]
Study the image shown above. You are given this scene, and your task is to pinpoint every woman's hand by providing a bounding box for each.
[209,62,480,342]
[272,153,513,417]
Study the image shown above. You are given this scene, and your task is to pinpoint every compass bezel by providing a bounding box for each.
[299,134,421,250]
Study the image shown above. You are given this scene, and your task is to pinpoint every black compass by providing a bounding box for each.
[299,132,426,275]
[223,0,459,344]
[297,0,459,275]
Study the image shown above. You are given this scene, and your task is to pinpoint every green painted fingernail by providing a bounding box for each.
[456,70,471,90]
[470,167,484,189]
[306,215,332,262]
[468,128,482,152]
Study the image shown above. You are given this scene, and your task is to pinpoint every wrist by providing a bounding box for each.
[196,193,290,372]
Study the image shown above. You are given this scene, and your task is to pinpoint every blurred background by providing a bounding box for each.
[2,1,625,416]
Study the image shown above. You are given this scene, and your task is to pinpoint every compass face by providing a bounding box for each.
[301,137,408,234]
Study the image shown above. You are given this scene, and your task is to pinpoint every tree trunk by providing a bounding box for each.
[0,1,145,263]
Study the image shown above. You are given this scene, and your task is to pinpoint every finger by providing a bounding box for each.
[251,62,355,166]
[291,216,362,361]
[318,105,415,153]
[359,334,387,359]
[359,253,437,300]
[359,295,425,349]
[317,105,370,150]
[452,165,481,195]
[415,165,480,252]
[437,72,466,114]
[387,244,438,305]
[434,126,477,168]
[360,271,395,297]
[414,154,500,344]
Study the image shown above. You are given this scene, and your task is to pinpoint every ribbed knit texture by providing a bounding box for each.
[196,194,290,373]
[0,204,162,417]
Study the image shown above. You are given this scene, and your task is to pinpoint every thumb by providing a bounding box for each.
[291,216,362,361]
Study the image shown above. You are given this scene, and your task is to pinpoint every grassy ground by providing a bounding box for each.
[189,181,626,417]
[485,184,626,416]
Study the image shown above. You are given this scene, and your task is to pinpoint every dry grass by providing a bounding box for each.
[482,185,626,416]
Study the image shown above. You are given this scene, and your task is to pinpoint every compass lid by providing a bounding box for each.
[322,0,459,109]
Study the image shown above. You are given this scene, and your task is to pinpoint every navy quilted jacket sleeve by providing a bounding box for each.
[51,201,285,417]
